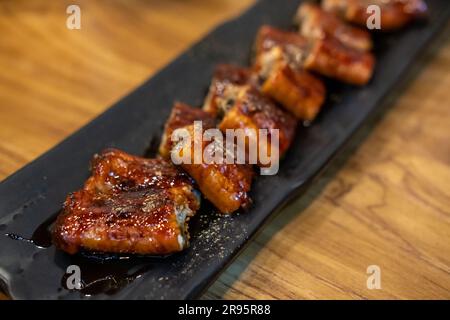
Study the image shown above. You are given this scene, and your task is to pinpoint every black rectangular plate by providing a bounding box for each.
[1,0,449,300]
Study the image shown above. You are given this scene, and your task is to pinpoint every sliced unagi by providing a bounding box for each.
[304,35,375,85]
[161,103,254,214]
[295,2,372,51]
[253,26,326,121]
[322,0,428,31]
[203,64,256,118]
[159,102,216,159]
[219,86,297,160]
[53,149,200,255]
[254,25,375,86]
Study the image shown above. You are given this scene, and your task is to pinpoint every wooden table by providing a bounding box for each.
[1,0,449,300]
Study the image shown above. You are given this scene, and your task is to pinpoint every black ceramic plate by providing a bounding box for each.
[0,0,449,300]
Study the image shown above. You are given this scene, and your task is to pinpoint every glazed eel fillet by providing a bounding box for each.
[203,64,257,118]
[202,64,297,158]
[160,102,254,214]
[159,102,216,159]
[204,60,322,123]
[322,0,428,31]
[53,149,200,255]
[253,26,326,121]
[219,85,297,160]
[52,1,423,256]
[255,25,375,86]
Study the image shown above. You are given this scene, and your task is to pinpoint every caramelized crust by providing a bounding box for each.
[254,25,309,73]
[203,64,256,118]
[219,86,297,158]
[261,62,326,121]
[295,2,372,51]
[255,25,309,55]
[253,27,326,121]
[304,36,375,85]
[322,0,428,31]
[159,102,216,159]
[173,124,254,214]
[53,149,200,255]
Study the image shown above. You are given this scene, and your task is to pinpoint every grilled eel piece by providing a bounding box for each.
[304,34,375,86]
[219,86,297,159]
[255,25,375,86]
[254,46,326,121]
[322,0,428,31]
[202,66,297,163]
[160,103,254,214]
[159,102,216,159]
[253,27,325,121]
[294,2,373,51]
[204,61,325,122]
[52,148,200,255]
[203,64,257,118]
[254,25,310,78]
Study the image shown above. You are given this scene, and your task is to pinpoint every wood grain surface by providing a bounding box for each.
[1,0,449,300]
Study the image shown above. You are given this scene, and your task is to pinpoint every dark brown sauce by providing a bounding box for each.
[4,210,59,248]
